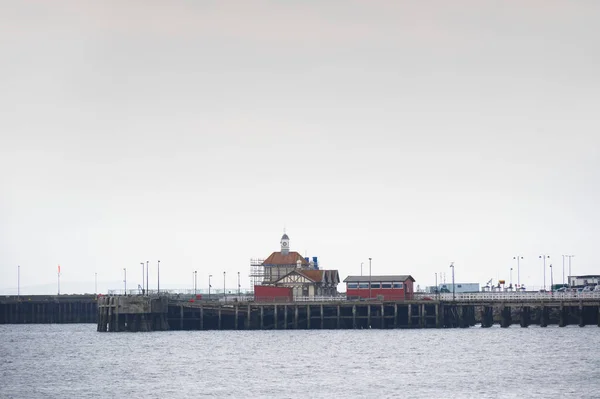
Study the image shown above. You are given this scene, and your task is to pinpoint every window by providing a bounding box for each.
[371,283,381,289]
[382,283,392,289]
[347,283,358,289]
[393,282,403,289]
[358,282,369,289]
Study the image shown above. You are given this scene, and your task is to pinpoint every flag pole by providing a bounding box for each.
[57,265,61,295]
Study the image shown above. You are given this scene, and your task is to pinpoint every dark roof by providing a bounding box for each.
[572,275,600,278]
[274,269,340,285]
[281,234,289,240]
[263,251,308,266]
[343,275,415,283]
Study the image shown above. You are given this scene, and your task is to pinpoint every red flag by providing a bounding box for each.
[58,265,61,274]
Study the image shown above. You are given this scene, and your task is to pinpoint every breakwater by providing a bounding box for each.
[0,295,97,324]
[97,296,600,332]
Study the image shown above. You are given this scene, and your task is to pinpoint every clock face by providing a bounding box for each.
[282,242,288,247]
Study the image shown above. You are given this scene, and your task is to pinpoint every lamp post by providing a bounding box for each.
[513,256,523,288]
[194,270,197,296]
[223,271,226,302]
[539,255,549,291]
[157,260,160,294]
[18,265,20,299]
[450,262,455,301]
[435,272,438,299]
[238,271,241,297]
[361,262,363,276]
[209,274,212,300]
[549,264,554,293]
[146,261,149,296]
[140,262,145,295]
[561,255,565,287]
[368,257,372,300]
[95,272,97,295]
[566,255,575,286]
[57,265,61,295]
[510,267,513,289]
[123,268,127,294]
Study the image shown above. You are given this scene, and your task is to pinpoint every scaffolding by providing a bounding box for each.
[249,258,265,288]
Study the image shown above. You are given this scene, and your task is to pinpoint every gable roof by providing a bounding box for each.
[274,269,341,285]
[263,251,309,266]
[343,275,415,283]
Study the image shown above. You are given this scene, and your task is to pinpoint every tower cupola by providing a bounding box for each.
[280,233,290,255]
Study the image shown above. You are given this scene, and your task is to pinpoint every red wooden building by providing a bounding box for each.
[343,275,415,300]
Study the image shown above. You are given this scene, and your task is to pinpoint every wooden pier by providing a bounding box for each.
[0,295,97,324]
[96,296,600,332]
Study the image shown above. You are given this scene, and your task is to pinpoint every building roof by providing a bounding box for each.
[343,275,415,283]
[263,251,308,266]
[281,233,289,240]
[274,269,340,285]
[571,275,600,278]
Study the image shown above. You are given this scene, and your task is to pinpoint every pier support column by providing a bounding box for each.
[394,303,398,329]
[320,304,324,329]
[337,305,341,329]
[367,305,371,328]
[419,304,426,328]
[260,306,264,329]
[381,304,385,329]
[218,306,222,330]
[540,306,548,328]
[559,305,566,327]
[500,306,511,328]
[233,306,237,330]
[294,306,299,329]
[579,303,585,327]
[201,306,205,330]
[274,305,278,330]
[481,306,493,328]
[520,306,530,328]
[407,304,412,328]
[352,305,357,329]
[284,305,288,329]
[597,304,600,327]
[180,305,184,330]
[247,304,251,330]
[307,305,311,329]
[435,303,441,328]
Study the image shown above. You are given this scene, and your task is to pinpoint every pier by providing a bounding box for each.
[96,294,600,332]
[0,295,97,324]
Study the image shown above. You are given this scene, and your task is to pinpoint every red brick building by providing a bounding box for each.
[343,275,415,300]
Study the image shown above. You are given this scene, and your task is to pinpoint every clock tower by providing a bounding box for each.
[280,233,290,255]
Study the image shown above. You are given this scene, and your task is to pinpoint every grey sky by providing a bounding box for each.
[1,0,599,294]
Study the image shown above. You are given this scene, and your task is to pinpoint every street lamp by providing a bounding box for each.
[539,255,550,291]
[146,261,149,296]
[361,262,363,276]
[223,271,226,302]
[209,274,213,300]
[435,272,438,299]
[513,256,523,288]
[157,260,160,294]
[194,270,197,296]
[566,255,575,286]
[549,264,554,293]
[450,262,455,301]
[368,257,372,300]
[510,267,513,289]
[95,272,97,295]
[140,262,145,295]
[123,268,127,294]
[238,271,241,297]
[18,265,20,299]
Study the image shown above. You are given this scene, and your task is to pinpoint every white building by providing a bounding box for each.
[568,275,600,287]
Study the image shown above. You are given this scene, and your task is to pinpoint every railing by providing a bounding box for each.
[106,288,254,297]
[414,291,600,302]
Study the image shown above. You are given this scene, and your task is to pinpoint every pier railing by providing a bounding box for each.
[414,291,600,302]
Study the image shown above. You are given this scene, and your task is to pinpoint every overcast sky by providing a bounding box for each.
[1,0,599,295]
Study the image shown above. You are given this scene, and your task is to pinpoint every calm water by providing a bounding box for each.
[1,324,599,399]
